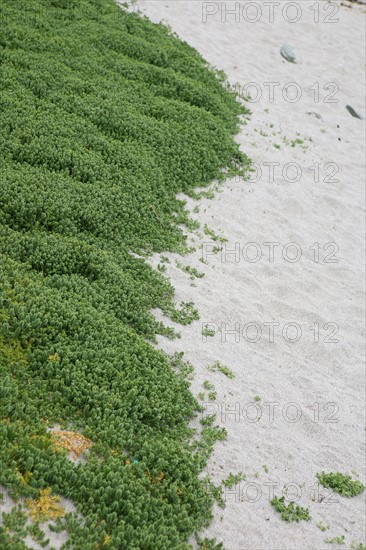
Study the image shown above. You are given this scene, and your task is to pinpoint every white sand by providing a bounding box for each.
[138,1,366,548]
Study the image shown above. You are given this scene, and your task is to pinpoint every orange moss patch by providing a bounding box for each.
[26,488,65,522]
[51,430,93,459]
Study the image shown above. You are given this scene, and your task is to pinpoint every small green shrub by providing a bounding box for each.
[207,361,235,379]
[270,496,310,523]
[168,301,200,325]
[317,472,365,497]
[317,521,330,532]
[176,261,204,279]
[202,325,216,337]
[203,225,227,243]
[325,535,345,545]
[196,535,224,549]
[222,472,246,488]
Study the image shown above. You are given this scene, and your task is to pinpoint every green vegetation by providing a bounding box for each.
[0,0,249,547]
[200,380,217,402]
[207,361,235,379]
[196,535,224,550]
[189,188,217,200]
[291,138,304,147]
[317,472,365,497]
[270,496,311,523]
[200,415,216,428]
[196,537,224,550]
[202,325,216,337]
[195,426,227,466]
[176,261,205,280]
[325,535,345,545]
[204,480,225,510]
[168,301,199,325]
[203,225,227,243]
[317,521,330,532]
[0,503,54,548]
[169,351,194,381]
[222,472,246,488]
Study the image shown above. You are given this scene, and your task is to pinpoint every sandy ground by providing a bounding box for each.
[1,1,365,549]
[137,1,366,549]
[0,487,76,549]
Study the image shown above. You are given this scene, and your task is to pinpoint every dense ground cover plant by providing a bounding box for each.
[0,0,249,547]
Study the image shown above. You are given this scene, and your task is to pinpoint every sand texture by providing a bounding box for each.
[138,1,366,548]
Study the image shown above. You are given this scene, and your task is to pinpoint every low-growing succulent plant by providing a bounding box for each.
[317,472,365,497]
[270,496,311,523]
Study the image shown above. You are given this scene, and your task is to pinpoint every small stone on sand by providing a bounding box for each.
[280,44,297,63]
[346,105,364,119]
